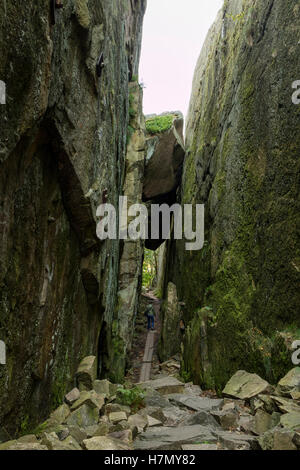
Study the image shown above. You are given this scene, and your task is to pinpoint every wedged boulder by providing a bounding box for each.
[71,390,105,412]
[83,436,130,450]
[76,356,97,391]
[167,394,223,412]
[280,412,300,431]
[66,404,99,428]
[223,371,273,400]
[259,427,298,451]
[134,425,217,450]
[277,367,300,398]
[140,376,184,395]
[143,113,185,200]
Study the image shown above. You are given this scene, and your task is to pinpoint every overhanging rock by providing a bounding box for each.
[143,112,185,250]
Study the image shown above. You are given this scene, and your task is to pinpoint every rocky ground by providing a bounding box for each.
[0,353,299,451]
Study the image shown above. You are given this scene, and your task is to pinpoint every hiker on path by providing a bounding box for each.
[145,303,156,331]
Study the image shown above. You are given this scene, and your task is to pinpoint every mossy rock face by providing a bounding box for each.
[0,0,146,436]
[163,0,300,390]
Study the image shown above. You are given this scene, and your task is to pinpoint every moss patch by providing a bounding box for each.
[145,115,174,135]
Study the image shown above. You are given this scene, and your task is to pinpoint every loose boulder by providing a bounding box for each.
[223,371,273,400]
[277,368,300,398]
[76,356,97,391]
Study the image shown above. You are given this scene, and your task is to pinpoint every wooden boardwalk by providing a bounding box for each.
[139,330,155,382]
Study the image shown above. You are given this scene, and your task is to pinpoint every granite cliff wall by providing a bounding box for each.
[161,0,300,391]
[0,0,146,435]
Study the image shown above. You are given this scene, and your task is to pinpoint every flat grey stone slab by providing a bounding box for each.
[182,443,219,451]
[134,425,217,450]
[166,394,223,412]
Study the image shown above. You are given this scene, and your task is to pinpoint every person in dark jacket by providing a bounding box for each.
[145,303,156,331]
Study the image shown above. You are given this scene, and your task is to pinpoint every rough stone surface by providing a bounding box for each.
[277,368,300,398]
[143,113,185,200]
[1,442,48,451]
[167,394,223,412]
[42,432,81,451]
[140,377,185,395]
[280,412,300,431]
[0,0,146,434]
[109,412,128,424]
[65,388,80,406]
[66,404,99,428]
[76,356,97,391]
[160,0,300,391]
[181,443,219,451]
[223,371,273,400]
[49,404,71,425]
[83,436,130,451]
[147,416,162,427]
[158,283,182,361]
[216,431,259,451]
[71,390,105,412]
[254,410,280,435]
[211,409,239,431]
[128,414,148,433]
[259,427,298,451]
[134,425,217,450]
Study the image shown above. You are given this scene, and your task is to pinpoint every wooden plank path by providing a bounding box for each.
[139,330,155,382]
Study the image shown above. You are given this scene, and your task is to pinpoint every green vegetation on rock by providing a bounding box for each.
[146,115,174,135]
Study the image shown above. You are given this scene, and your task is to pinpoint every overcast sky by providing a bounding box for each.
[139,0,224,118]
